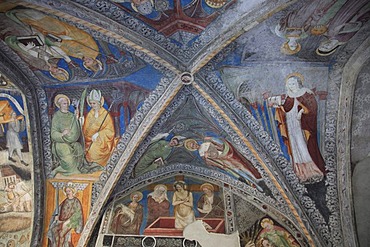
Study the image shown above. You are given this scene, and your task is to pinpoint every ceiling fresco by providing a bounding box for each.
[0,0,368,246]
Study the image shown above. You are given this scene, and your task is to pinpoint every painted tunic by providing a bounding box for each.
[48,197,83,247]
[6,9,99,60]
[51,110,83,176]
[110,203,143,235]
[134,140,173,176]
[6,119,23,150]
[280,91,325,183]
[197,194,224,218]
[146,195,170,226]
[83,107,115,166]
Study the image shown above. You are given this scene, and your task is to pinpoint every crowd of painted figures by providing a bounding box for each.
[108,181,299,247]
[110,182,224,235]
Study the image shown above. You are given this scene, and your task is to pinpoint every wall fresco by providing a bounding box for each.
[111,0,236,46]
[220,65,328,184]
[0,78,33,246]
[45,82,150,180]
[0,4,151,84]
[274,0,370,56]
[96,176,226,245]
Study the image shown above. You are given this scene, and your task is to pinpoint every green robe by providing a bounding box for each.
[134,140,173,176]
[51,110,83,176]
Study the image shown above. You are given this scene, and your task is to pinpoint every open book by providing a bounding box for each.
[16,35,44,47]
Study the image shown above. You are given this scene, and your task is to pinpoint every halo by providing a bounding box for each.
[173,180,187,190]
[280,41,301,55]
[205,0,227,8]
[315,45,340,56]
[310,25,328,35]
[130,191,143,202]
[184,139,198,151]
[54,94,70,108]
[131,0,154,13]
[50,67,69,82]
[83,58,103,73]
[285,72,304,84]
[200,183,214,192]
[260,218,274,227]
[63,185,77,196]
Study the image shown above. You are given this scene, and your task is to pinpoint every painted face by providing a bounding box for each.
[89,100,100,110]
[262,222,273,230]
[132,194,139,202]
[203,187,212,195]
[286,77,299,92]
[65,188,74,197]
[175,184,183,191]
[169,138,179,147]
[157,187,166,194]
[83,57,95,66]
[11,112,16,119]
[58,98,69,112]
[287,37,298,50]
[190,141,199,150]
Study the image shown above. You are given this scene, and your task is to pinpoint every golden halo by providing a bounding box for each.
[50,67,69,82]
[130,191,143,202]
[83,59,103,73]
[200,183,214,192]
[310,25,328,35]
[261,218,274,227]
[280,42,301,55]
[63,186,77,196]
[205,0,227,8]
[184,139,198,151]
[131,0,154,13]
[285,72,304,84]
[54,94,70,108]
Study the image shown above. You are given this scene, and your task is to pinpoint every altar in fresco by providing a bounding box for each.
[0,77,33,246]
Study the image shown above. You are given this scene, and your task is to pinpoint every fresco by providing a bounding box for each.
[96,176,225,244]
[0,4,151,84]
[111,0,236,46]
[274,0,370,56]
[219,65,328,185]
[44,81,151,179]
[240,218,300,247]
[125,95,270,195]
[0,79,33,246]
[43,180,92,247]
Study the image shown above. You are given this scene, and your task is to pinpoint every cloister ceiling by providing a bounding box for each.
[0,0,368,246]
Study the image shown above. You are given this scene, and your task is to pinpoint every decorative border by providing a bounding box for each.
[329,23,370,247]
[103,164,309,244]
[0,42,46,247]
[21,0,292,66]
[196,66,328,246]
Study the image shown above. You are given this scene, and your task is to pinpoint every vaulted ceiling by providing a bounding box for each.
[0,0,369,246]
